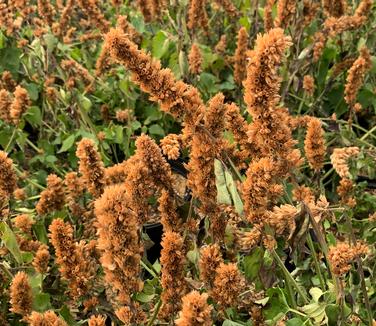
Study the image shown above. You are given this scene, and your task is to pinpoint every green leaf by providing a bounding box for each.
[148,124,165,137]
[214,159,232,205]
[264,288,290,322]
[152,31,169,59]
[224,169,243,215]
[325,304,340,326]
[58,134,76,153]
[243,248,264,281]
[301,302,326,324]
[33,293,51,312]
[135,292,155,303]
[24,106,42,126]
[0,47,21,74]
[0,222,23,264]
[24,82,39,101]
[222,320,244,326]
[309,287,323,302]
[286,318,305,326]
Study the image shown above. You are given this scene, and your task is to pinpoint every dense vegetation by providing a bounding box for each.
[0,0,375,325]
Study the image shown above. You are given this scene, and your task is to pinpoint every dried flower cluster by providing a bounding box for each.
[28,310,68,326]
[303,75,315,96]
[330,147,359,178]
[344,47,372,108]
[76,138,106,198]
[188,43,203,75]
[175,291,212,326]
[187,0,208,31]
[36,174,65,215]
[0,151,17,201]
[233,27,249,85]
[49,219,96,298]
[9,271,32,317]
[304,117,326,171]
[328,242,369,276]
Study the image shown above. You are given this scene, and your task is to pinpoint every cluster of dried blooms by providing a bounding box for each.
[344,47,372,110]
[9,272,33,318]
[328,242,369,276]
[28,310,68,326]
[0,85,30,125]
[330,147,359,179]
[175,291,212,326]
[49,218,97,299]
[36,174,65,215]
[187,0,208,31]
[0,151,17,201]
[233,27,249,85]
[188,43,203,75]
[304,117,326,171]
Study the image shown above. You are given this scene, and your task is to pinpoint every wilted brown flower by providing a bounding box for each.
[36,174,65,215]
[76,138,106,198]
[238,225,263,250]
[303,75,315,96]
[88,315,106,326]
[1,71,16,91]
[37,0,56,25]
[337,178,356,207]
[215,35,227,53]
[213,0,238,17]
[304,117,326,171]
[61,60,94,92]
[28,310,68,326]
[10,86,31,125]
[322,0,347,17]
[242,158,283,224]
[160,134,181,160]
[105,160,129,185]
[275,0,296,28]
[104,28,204,127]
[211,263,245,308]
[187,0,208,31]
[13,214,34,234]
[0,151,17,200]
[264,0,275,31]
[159,231,187,319]
[64,171,84,216]
[32,244,50,274]
[49,219,96,298]
[0,89,12,123]
[328,242,369,276]
[332,57,356,78]
[115,109,129,122]
[175,291,212,326]
[13,188,26,200]
[302,0,320,27]
[76,0,109,32]
[344,47,372,108]
[158,189,182,232]
[199,244,224,287]
[265,204,298,238]
[188,43,203,75]
[234,27,249,85]
[9,271,32,317]
[95,184,143,307]
[330,147,359,178]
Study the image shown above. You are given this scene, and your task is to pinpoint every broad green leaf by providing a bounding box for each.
[309,287,323,302]
[224,169,243,215]
[0,47,21,73]
[135,292,155,303]
[243,247,264,281]
[152,31,169,59]
[148,124,165,137]
[301,302,326,324]
[59,134,76,153]
[24,82,39,101]
[286,318,305,326]
[263,288,290,322]
[222,320,244,326]
[0,222,22,264]
[33,293,51,312]
[214,159,232,205]
[24,106,42,126]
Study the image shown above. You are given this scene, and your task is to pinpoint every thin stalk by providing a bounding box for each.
[147,299,162,326]
[4,128,17,152]
[271,249,309,304]
[344,213,373,325]
[307,234,326,290]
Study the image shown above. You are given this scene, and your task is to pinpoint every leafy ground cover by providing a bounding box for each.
[0,0,375,325]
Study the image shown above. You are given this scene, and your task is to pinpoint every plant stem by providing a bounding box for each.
[147,299,162,326]
[307,233,326,290]
[271,249,309,304]
[344,213,373,325]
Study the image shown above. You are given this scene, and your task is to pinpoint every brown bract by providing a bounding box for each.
[10,271,32,317]
[328,242,369,276]
[76,138,105,198]
[27,310,68,326]
[36,174,65,215]
[187,0,208,31]
[188,43,203,75]
[175,291,212,326]
[234,27,249,85]
[0,150,17,200]
[159,231,187,319]
[304,117,326,171]
[199,244,224,287]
